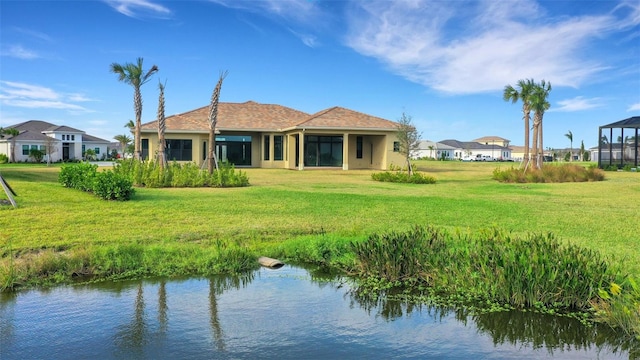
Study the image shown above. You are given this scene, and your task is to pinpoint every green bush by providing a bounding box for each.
[59,162,133,201]
[371,170,436,184]
[28,149,45,163]
[0,154,8,164]
[92,170,134,201]
[59,162,98,191]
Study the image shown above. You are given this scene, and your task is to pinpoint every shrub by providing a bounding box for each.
[92,170,134,201]
[59,162,133,201]
[59,162,98,191]
[28,149,45,163]
[113,159,249,188]
[493,164,605,183]
[371,167,436,184]
[0,154,8,164]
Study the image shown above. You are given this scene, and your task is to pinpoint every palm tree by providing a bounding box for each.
[124,120,135,132]
[113,134,132,159]
[428,145,435,159]
[503,79,536,169]
[207,71,228,174]
[3,128,20,163]
[156,81,167,169]
[565,130,573,162]
[529,80,551,169]
[110,58,158,161]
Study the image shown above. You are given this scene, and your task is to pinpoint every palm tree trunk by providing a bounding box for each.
[531,119,539,169]
[523,110,530,170]
[157,82,167,170]
[134,87,143,161]
[539,118,544,166]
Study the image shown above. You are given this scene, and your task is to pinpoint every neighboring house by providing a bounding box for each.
[590,143,636,163]
[440,139,512,160]
[597,116,640,168]
[414,140,456,160]
[472,136,510,148]
[140,101,405,170]
[0,120,111,162]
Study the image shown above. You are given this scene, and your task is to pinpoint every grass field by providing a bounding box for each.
[1,160,639,276]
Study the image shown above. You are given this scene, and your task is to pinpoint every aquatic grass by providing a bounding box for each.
[593,278,640,340]
[351,226,619,311]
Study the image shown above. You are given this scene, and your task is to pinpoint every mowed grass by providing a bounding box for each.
[1,160,639,275]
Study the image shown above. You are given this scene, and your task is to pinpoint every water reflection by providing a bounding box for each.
[0,265,637,360]
[349,285,639,359]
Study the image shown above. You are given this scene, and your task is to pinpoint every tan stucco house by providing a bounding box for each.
[140,101,405,170]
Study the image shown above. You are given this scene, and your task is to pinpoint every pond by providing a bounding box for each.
[1,265,637,359]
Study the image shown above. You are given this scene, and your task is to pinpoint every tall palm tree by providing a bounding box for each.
[503,79,536,169]
[110,58,158,161]
[114,134,132,159]
[207,71,228,174]
[565,130,573,162]
[3,128,20,163]
[529,80,551,169]
[156,81,167,169]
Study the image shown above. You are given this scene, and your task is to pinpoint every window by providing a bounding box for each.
[71,135,75,141]
[263,135,270,161]
[39,145,46,154]
[304,135,343,167]
[356,136,363,159]
[393,141,400,152]
[94,147,100,154]
[166,139,192,161]
[22,145,29,155]
[82,145,86,152]
[274,135,283,161]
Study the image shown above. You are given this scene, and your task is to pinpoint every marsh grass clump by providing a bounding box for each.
[112,159,249,188]
[492,164,605,183]
[351,226,619,311]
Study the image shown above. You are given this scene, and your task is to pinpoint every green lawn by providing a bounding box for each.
[1,161,639,275]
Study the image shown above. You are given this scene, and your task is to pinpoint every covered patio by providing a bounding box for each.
[597,116,640,169]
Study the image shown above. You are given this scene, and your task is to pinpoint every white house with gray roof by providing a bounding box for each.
[414,140,457,160]
[439,139,512,161]
[0,120,110,162]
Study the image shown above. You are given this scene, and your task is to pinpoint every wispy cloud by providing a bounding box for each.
[0,81,92,113]
[628,103,640,112]
[210,0,325,46]
[12,27,53,42]
[104,0,171,19]
[552,96,604,112]
[209,0,320,24]
[288,28,318,48]
[2,45,40,59]
[344,0,631,94]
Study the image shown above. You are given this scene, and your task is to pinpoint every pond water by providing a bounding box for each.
[1,265,637,359]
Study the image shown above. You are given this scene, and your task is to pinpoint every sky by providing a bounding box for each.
[1,0,639,149]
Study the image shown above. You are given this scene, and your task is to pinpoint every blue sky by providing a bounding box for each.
[1,0,638,149]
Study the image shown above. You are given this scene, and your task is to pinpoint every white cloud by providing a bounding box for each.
[13,27,53,42]
[3,44,40,59]
[551,96,604,112]
[628,103,640,112]
[104,0,171,18]
[344,0,624,94]
[0,81,92,113]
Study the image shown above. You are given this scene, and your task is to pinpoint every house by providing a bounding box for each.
[0,120,111,162]
[439,139,512,160]
[139,101,405,170]
[472,136,510,148]
[414,140,456,160]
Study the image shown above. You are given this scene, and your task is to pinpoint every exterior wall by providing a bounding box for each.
[144,129,402,171]
[83,142,110,160]
[3,139,64,163]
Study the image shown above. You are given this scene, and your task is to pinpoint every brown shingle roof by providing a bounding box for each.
[292,107,398,130]
[141,101,310,132]
[141,102,398,133]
